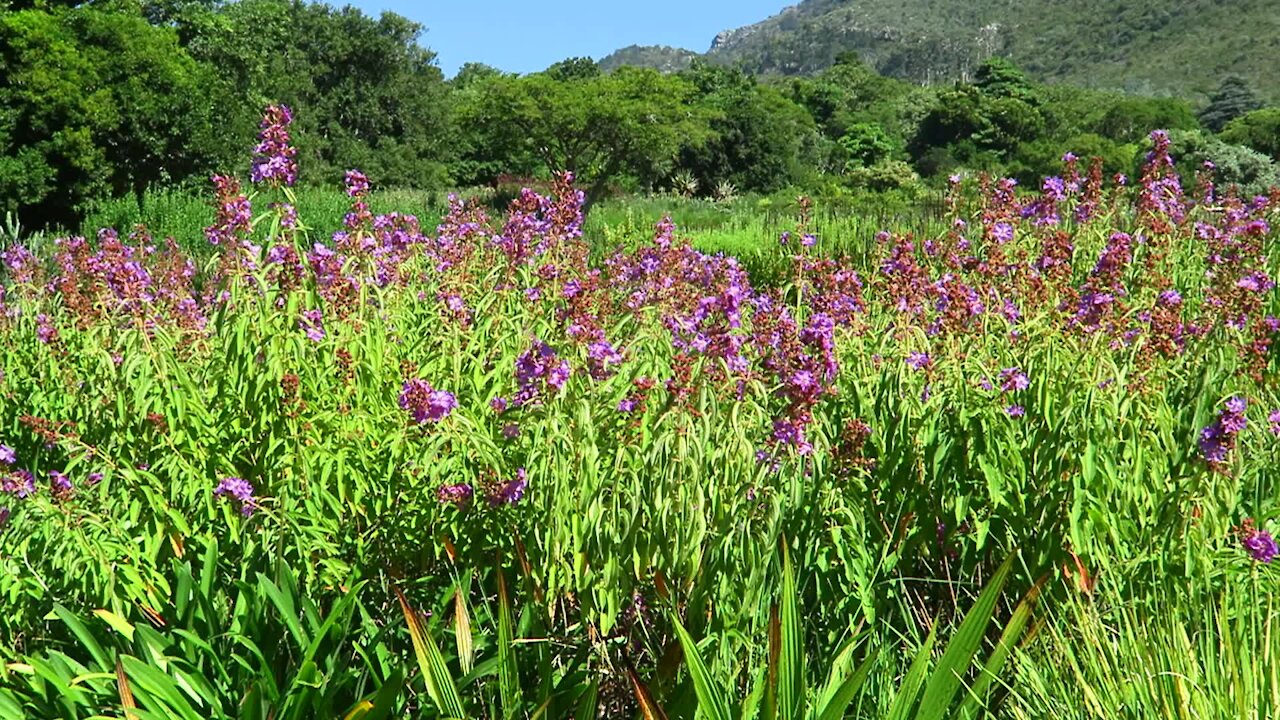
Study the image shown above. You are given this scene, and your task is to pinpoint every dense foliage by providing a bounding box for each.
[8,1,1280,238]
[0,106,1278,717]
[627,0,1280,102]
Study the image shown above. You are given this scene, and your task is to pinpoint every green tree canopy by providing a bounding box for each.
[0,4,224,226]
[1199,75,1262,132]
[1220,107,1280,162]
[459,66,708,208]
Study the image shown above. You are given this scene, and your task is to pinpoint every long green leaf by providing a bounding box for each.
[777,538,804,720]
[394,585,467,719]
[815,648,878,720]
[915,555,1015,720]
[672,619,733,720]
[885,622,938,720]
[956,574,1045,720]
[497,570,520,719]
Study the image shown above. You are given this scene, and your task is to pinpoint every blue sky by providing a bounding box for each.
[345,1,786,77]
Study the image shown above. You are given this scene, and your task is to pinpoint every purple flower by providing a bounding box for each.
[1242,523,1278,563]
[0,446,14,466]
[487,468,528,506]
[36,314,58,345]
[490,397,509,414]
[344,169,370,198]
[999,368,1030,393]
[2,470,35,499]
[1269,409,1280,437]
[400,379,457,424]
[250,105,298,187]
[906,352,931,371]
[438,483,474,506]
[214,476,258,516]
[1005,405,1025,417]
[299,309,325,342]
[617,397,638,413]
[1200,398,1247,466]
[502,423,520,439]
[49,471,72,497]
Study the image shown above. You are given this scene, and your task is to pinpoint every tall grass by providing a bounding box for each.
[0,121,1277,717]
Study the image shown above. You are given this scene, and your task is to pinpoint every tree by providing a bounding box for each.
[171,0,454,188]
[675,63,817,193]
[839,123,896,169]
[1169,129,1280,197]
[461,67,707,209]
[1199,75,1262,132]
[1091,96,1199,143]
[0,5,224,226]
[1220,107,1280,162]
[544,57,600,82]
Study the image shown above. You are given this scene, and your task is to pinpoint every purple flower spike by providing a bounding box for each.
[999,368,1030,393]
[906,352,931,371]
[1241,520,1278,563]
[214,476,258,517]
[400,379,457,424]
[49,471,73,498]
[250,105,298,187]
[0,445,14,466]
[488,468,528,506]
[438,483,474,506]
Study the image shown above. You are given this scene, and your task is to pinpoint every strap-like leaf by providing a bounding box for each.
[497,570,520,719]
[394,584,467,719]
[627,660,670,720]
[957,574,1045,720]
[885,622,938,720]
[915,555,1015,720]
[777,538,804,720]
[672,618,733,720]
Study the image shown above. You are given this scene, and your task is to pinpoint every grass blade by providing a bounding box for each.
[394,584,467,719]
[885,622,938,720]
[777,538,804,720]
[116,657,138,720]
[957,574,1045,720]
[672,618,733,720]
[497,569,520,719]
[915,555,1015,720]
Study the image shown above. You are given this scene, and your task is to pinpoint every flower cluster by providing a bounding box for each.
[1238,519,1278,563]
[1199,396,1248,467]
[214,476,258,517]
[505,340,570,408]
[250,105,298,187]
[399,379,457,424]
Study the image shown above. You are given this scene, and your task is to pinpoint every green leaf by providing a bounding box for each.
[885,622,937,720]
[814,647,877,720]
[957,575,1045,720]
[671,618,732,720]
[497,570,520,719]
[915,555,1015,720]
[777,539,804,720]
[54,604,110,671]
[394,585,467,719]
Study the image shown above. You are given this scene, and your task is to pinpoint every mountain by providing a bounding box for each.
[598,45,698,74]
[599,0,1280,101]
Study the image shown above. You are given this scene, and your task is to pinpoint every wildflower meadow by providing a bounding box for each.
[0,106,1278,719]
